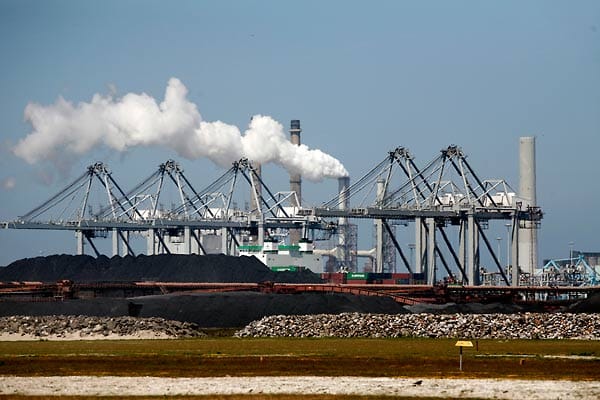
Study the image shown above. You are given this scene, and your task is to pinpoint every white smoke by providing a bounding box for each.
[13,78,348,181]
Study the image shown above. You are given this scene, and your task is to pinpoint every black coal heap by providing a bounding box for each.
[0,254,323,284]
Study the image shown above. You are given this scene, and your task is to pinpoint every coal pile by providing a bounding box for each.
[128,292,408,327]
[235,312,600,339]
[568,292,600,313]
[0,254,323,283]
[0,292,408,328]
[0,315,205,339]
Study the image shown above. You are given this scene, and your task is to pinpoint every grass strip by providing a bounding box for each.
[0,338,598,380]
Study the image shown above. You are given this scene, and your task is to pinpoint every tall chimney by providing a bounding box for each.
[337,176,351,269]
[518,136,538,276]
[289,120,302,244]
[249,161,263,245]
[249,116,263,216]
[289,120,302,207]
[338,176,350,213]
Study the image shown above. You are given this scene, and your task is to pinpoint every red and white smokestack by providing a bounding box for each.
[289,120,302,208]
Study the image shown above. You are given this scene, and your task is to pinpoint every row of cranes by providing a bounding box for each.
[6,158,330,257]
[310,144,542,286]
[3,140,551,287]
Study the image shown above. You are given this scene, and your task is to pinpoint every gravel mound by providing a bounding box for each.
[0,254,323,283]
[0,315,205,339]
[235,312,600,339]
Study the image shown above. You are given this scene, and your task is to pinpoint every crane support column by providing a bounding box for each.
[146,229,155,255]
[221,227,229,255]
[112,228,120,256]
[459,221,467,283]
[467,213,479,285]
[190,229,199,254]
[76,230,84,255]
[120,231,129,256]
[375,218,384,273]
[512,215,520,286]
[258,220,264,247]
[426,217,436,285]
[414,217,424,273]
[183,226,191,254]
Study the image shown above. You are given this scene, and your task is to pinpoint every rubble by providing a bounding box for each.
[0,315,206,339]
[235,312,600,339]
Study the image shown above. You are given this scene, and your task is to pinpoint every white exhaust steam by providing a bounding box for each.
[13,78,348,181]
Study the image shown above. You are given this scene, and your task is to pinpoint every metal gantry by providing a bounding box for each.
[2,145,543,287]
[4,159,333,258]
[313,145,542,286]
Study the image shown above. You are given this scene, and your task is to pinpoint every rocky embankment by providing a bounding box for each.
[0,315,206,340]
[3,312,600,340]
[235,312,600,339]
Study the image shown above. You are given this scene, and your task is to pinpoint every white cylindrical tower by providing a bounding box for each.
[337,176,351,269]
[518,136,538,276]
[338,176,350,213]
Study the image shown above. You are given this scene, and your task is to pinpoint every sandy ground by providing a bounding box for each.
[1,376,599,399]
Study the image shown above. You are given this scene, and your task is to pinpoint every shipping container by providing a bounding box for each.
[345,279,368,285]
[370,273,392,280]
[320,272,346,284]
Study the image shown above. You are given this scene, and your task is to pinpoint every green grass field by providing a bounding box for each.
[1,338,599,380]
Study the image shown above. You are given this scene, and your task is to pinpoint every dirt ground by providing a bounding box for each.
[1,376,599,399]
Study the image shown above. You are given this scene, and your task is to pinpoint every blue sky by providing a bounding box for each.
[0,0,599,267]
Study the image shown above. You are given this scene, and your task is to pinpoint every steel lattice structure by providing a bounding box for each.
[2,145,543,286]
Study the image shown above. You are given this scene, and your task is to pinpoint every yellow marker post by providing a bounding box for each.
[455,340,473,371]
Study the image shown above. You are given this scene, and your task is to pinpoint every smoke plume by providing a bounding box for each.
[13,78,348,181]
